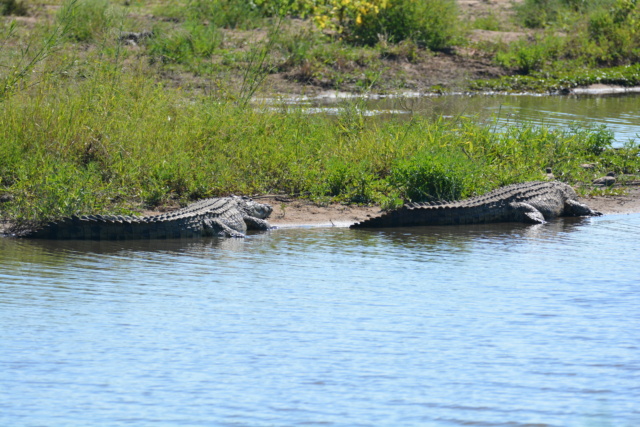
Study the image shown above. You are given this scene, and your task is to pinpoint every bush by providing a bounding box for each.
[584,0,640,65]
[157,0,265,29]
[357,0,459,49]
[187,0,263,29]
[312,0,459,50]
[388,152,474,202]
[495,35,561,74]
[1,0,27,16]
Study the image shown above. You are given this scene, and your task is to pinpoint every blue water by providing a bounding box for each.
[1,214,639,426]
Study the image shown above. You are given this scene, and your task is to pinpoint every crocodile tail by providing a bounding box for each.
[350,204,481,229]
[22,216,87,239]
[23,215,145,240]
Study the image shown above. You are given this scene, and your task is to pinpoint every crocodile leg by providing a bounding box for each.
[244,216,272,230]
[509,202,546,224]
[203,218,246,238]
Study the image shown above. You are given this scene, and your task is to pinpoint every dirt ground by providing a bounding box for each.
[255,196,381,228]
[577,186,640,216]
[259,186,640,228]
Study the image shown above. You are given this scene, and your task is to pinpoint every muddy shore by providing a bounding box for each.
[261,186,640,228]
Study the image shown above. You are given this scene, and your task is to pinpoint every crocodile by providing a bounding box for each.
[350,181,601,229]
[18,196,273,240]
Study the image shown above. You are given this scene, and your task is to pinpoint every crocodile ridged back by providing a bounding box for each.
[23,197,245,240]
[350,181,577,228]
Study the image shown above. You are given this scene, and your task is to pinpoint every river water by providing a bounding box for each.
[2,213,640,426]
[2,92,640,426]
[277,92,640,146]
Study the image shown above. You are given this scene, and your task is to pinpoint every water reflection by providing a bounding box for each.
[350,216,592,250]
[0,216,598,268]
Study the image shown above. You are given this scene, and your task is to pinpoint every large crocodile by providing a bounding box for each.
[19,196,273,240]
[350,181,601,229]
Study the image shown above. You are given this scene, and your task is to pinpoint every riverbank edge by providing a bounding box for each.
[262,186,640,228]
[254,84,640,106]
[2,186,638,235]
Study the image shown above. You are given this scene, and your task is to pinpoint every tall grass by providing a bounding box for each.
[1,54,637,226]
[0,2,76,101]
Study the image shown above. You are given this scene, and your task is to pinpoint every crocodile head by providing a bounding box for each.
[235,196,273,219]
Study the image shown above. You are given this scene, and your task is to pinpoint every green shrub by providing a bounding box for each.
[584,0,640,65]
[157,0,265,29]
[349,0,460,49]
[252,0,316,19]
[579,124,614,154]
[388,152,474,202]
[495,36,561,74]
[322,159,378,203]
[472,13,504,31]
[1,0,27,16]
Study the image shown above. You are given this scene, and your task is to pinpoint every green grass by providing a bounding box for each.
[1,54,638,226]
[1,0,27,16]
[1,0,640,228]
[486,0,640,84]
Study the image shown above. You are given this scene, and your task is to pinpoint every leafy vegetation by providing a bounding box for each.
[494,0,640,81]
[1,0,639,227]
[1,55,638,225]
[310,0,460,49]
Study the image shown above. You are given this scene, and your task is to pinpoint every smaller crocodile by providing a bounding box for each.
[19,196,273,240]
[350,181,601,229]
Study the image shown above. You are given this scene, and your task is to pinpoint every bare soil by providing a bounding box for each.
[577,187,640,216]
[255,196,380,228]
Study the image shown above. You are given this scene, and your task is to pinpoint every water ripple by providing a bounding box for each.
[1,215,640,426]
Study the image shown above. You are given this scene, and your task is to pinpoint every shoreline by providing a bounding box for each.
[2,187,639,236]
[262,186,640,228]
